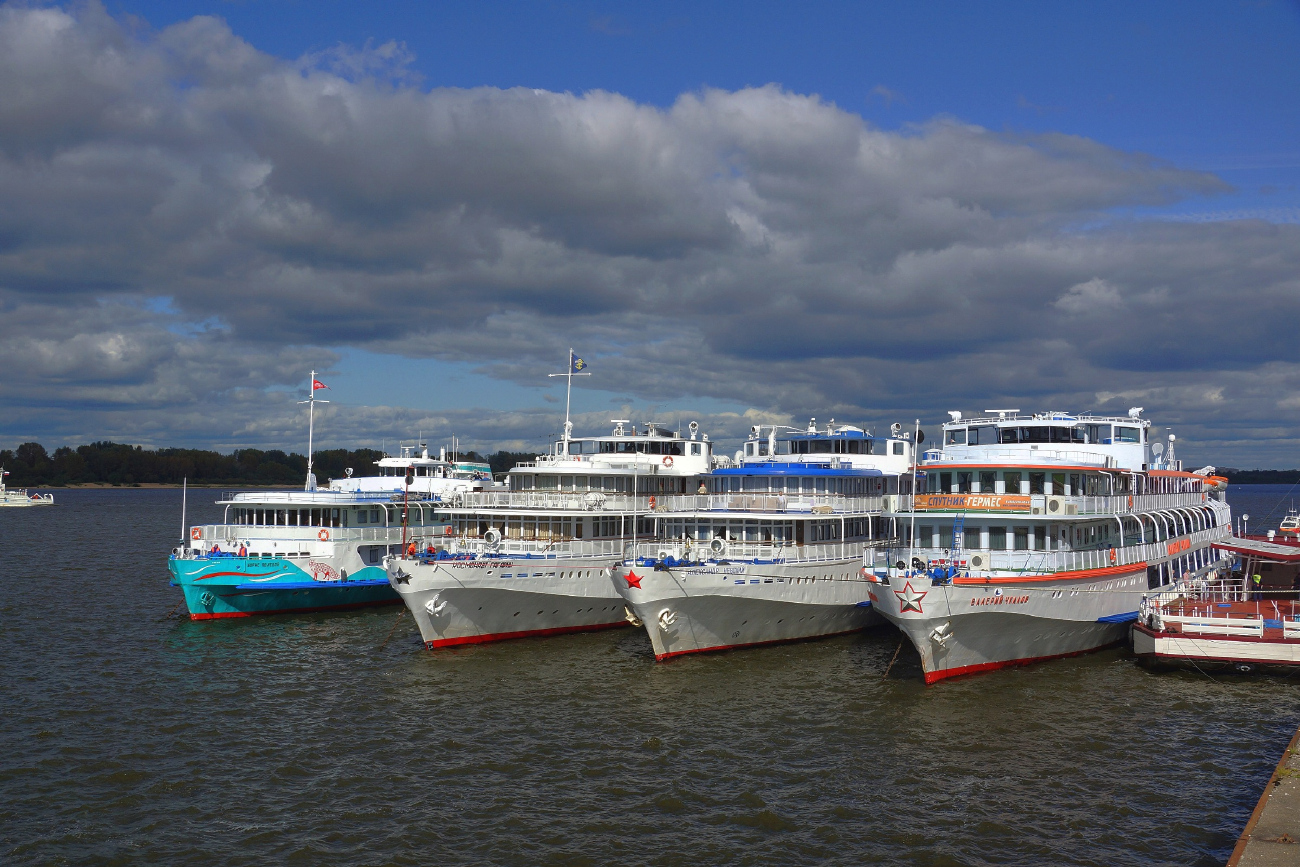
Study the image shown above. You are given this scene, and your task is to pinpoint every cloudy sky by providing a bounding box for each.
[2,1,1299,465]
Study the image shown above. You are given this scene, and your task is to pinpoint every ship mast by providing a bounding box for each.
[299,370,329,491]
[548,348,590,447]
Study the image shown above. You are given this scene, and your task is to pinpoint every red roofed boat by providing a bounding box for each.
[1133,532,1300,674]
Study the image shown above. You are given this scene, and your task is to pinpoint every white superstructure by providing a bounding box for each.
[328,442,498,499]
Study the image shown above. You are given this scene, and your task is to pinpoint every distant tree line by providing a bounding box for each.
[1218,469,1300,485]
[0,442,542,487]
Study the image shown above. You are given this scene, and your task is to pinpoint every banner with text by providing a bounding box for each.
[913,493,1032,512]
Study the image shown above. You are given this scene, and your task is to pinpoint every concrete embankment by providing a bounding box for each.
[1228,723,1300,866]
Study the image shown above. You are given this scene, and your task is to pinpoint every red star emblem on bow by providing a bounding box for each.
[623,570,642,589]
[893,580,928,614]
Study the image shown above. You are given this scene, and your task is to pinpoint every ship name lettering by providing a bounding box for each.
[969,594,1030,606]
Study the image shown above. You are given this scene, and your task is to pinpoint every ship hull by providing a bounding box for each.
[1133,623,1300,675]
[618,559,882,661]
[388,557,628,649]
[870,564,1147,683]
[169,557,398,620]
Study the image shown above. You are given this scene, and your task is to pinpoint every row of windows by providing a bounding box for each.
[945,424,1143,446]
[913,524,1054,551]
[711,476,883,495]
[379,466,452,477]
[746,440,906,457]
[231,505,446,528]
[565,440,703,456]
[510,475,701,494]
[233,507,344,528]
[926,470,1119,496]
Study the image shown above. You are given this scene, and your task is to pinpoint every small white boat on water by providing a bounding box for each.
[0,468,53,507]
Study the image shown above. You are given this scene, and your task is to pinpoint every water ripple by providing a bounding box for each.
[1,489,1297,866]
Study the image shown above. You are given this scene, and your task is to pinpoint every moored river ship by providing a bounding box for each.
[616,420,917,660]
[385,420,715,648]
[169,446,469,619]
[865,409,1232,683]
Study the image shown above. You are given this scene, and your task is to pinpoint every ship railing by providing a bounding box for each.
[627,540,866,565]
[191,524,411,544]
[433,538,627,560]
[1153,611,1264,638]
[219,490,426,504]
[1072,492,1212,514]
[452,491,884,514]
[882,525,1231,576]
[1286,618,1300,640]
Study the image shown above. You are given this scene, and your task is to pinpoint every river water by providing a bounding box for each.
[3,486,1299,866]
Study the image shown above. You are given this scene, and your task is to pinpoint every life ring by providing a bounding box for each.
[444,525,454,536]
[648,495,657,510]
[1109,548,1117,563]
[662,456,674,468]
[318,528,330,542]
[190,527,201,540]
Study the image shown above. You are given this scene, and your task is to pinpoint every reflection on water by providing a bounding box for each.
[2,488,1297,866]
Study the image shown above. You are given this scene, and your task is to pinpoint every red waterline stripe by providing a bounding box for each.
[654,626,869,662]
[188,597,399,620]
[426,620,629,649]
[923,638,1126,684]
[193,571,280,582]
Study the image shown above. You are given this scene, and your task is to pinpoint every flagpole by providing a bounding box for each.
[565,348,573,446]
[907,418,919,579]
[307,370,315,487]
[299,371,329,491]
[548,349,590,448]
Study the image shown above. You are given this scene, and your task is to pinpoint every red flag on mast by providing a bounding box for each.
[312,378,328,391]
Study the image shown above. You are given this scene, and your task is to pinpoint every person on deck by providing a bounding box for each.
[1253,572,1263,600]
[238,543,247,557]
[406,541,417,558]
[698,481,707,494]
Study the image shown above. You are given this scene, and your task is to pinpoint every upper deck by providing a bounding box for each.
[329,443,495,496]
[928,409,1157,471]
[508,420,713,482]
[740,420,916,476]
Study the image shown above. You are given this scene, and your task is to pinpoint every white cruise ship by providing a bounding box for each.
[385,420,715,649]
[615,420,918,660]
[865,409,1232,683]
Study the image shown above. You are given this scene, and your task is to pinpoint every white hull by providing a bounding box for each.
[618,557,881,660]
[387,555,628,648]
[1133,625,1300,671]
[869,565,1149,683]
